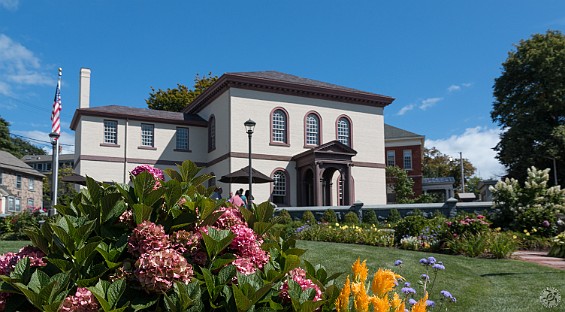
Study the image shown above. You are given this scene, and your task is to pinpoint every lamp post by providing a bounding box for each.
[49,132,60,216]
[459,152,465,193]
[244,119,256,208]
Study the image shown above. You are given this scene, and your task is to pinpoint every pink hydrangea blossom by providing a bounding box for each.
[59,287,99,312]
[228,225,269,274]
[0,246,46,276]
[214,207,247,229]
[279,268,322,302]
[134,249,193,294]
[130,164,165,189]
[170,230,200,254]
[128,221,170,257]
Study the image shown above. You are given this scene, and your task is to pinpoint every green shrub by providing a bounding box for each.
[0,208,47,240]
[487,232,518,259]
[362,210,378,224]
[490,167,565,237]
[393,214,426,243]
[301,210,317,224]
[447,233,489,257]
[344,211,360,224]
[321,209,338,223]
[548,232,565,258]
[387,208,401,223]
[296,223,394,247]
[275,209,293,224]
[0,161,341,311]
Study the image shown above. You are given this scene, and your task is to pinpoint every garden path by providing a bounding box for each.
[512,250,565,270]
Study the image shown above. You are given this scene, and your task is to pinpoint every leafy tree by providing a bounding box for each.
[43,165,78,208]
[423,147,476,191]
[386,166,415,203]
[146,73,218,112]
[0,116,16,153]
[0,116,46,158]
[491,30,565,185]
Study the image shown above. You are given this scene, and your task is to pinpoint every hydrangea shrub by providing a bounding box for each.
[0,161,340,311]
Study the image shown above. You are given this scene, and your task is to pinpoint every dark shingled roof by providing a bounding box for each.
[384,124,424,140]
[70,105,207,130]
[0,151,44,178]
[185,71,395,113]
[227,71,387,97]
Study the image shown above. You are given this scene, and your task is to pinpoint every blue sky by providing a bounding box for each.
[1,0,565,178]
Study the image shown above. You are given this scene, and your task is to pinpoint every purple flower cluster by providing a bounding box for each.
[59,287,99,312]
[279,268,322,302]
[440,290,457,302]
[394,259,403,266]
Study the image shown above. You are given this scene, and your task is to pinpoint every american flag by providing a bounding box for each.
[51,70,62,138]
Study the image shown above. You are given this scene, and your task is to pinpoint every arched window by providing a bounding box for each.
[208,115,216,152]
[271,108,289,145]
[272,169,289,205]
[305,112,321,146]
[336,116,352,147]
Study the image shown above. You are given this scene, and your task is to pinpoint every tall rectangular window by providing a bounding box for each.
[403,150,413,170]
[104,120,118,144]
[28,178,34,191]
[15,198,21,212]
[0,171,3,185]
[176,127,189,150]
[27,198,34,209]
[16,175,22,189]
[7,197,14,212]
[387,150,395,167]
[141,124,154,147]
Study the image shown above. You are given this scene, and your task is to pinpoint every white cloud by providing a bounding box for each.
[12,129,75,154]
[419,97,442,110]
[447,85,461,92]
[397,104,415,116]
[447,82,472,93]
[0,0,19,10]
[425,126,507,179]
[0,34,53,96]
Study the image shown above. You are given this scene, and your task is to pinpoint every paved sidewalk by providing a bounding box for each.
[512,250,565,270]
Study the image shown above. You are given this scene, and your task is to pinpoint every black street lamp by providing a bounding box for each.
[48,132,60,216]
[244,119,256,207]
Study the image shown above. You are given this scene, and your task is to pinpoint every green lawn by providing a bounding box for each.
[2,240,563,311]
[297,240,565,312]
[0,240,30,254]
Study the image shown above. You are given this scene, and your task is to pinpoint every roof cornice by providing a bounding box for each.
[70,108,208,130]
[185,73,395,114]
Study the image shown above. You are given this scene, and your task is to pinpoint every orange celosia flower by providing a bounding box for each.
[411,292,428,312]
[391,292,403,309]
[395,301,406,312]
[352,258,368,282]
[371,268,403,297]
[369,294,391,312]
[335,275,351,312]
[353,282,370,312]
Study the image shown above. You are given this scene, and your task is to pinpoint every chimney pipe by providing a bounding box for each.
[79,68,91,109]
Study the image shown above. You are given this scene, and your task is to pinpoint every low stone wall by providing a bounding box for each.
[275,198,493,221]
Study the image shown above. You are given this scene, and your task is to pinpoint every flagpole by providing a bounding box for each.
[49,68,62,217]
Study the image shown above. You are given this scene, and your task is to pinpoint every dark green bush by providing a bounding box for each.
[393,214,426,243]
[0,208,47,240]
[321,209,338,224]
[275,209,293,224]
[362,210,378,224]
[301,210,317,224]
[344,212,360,224]
[387,208,401,223]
